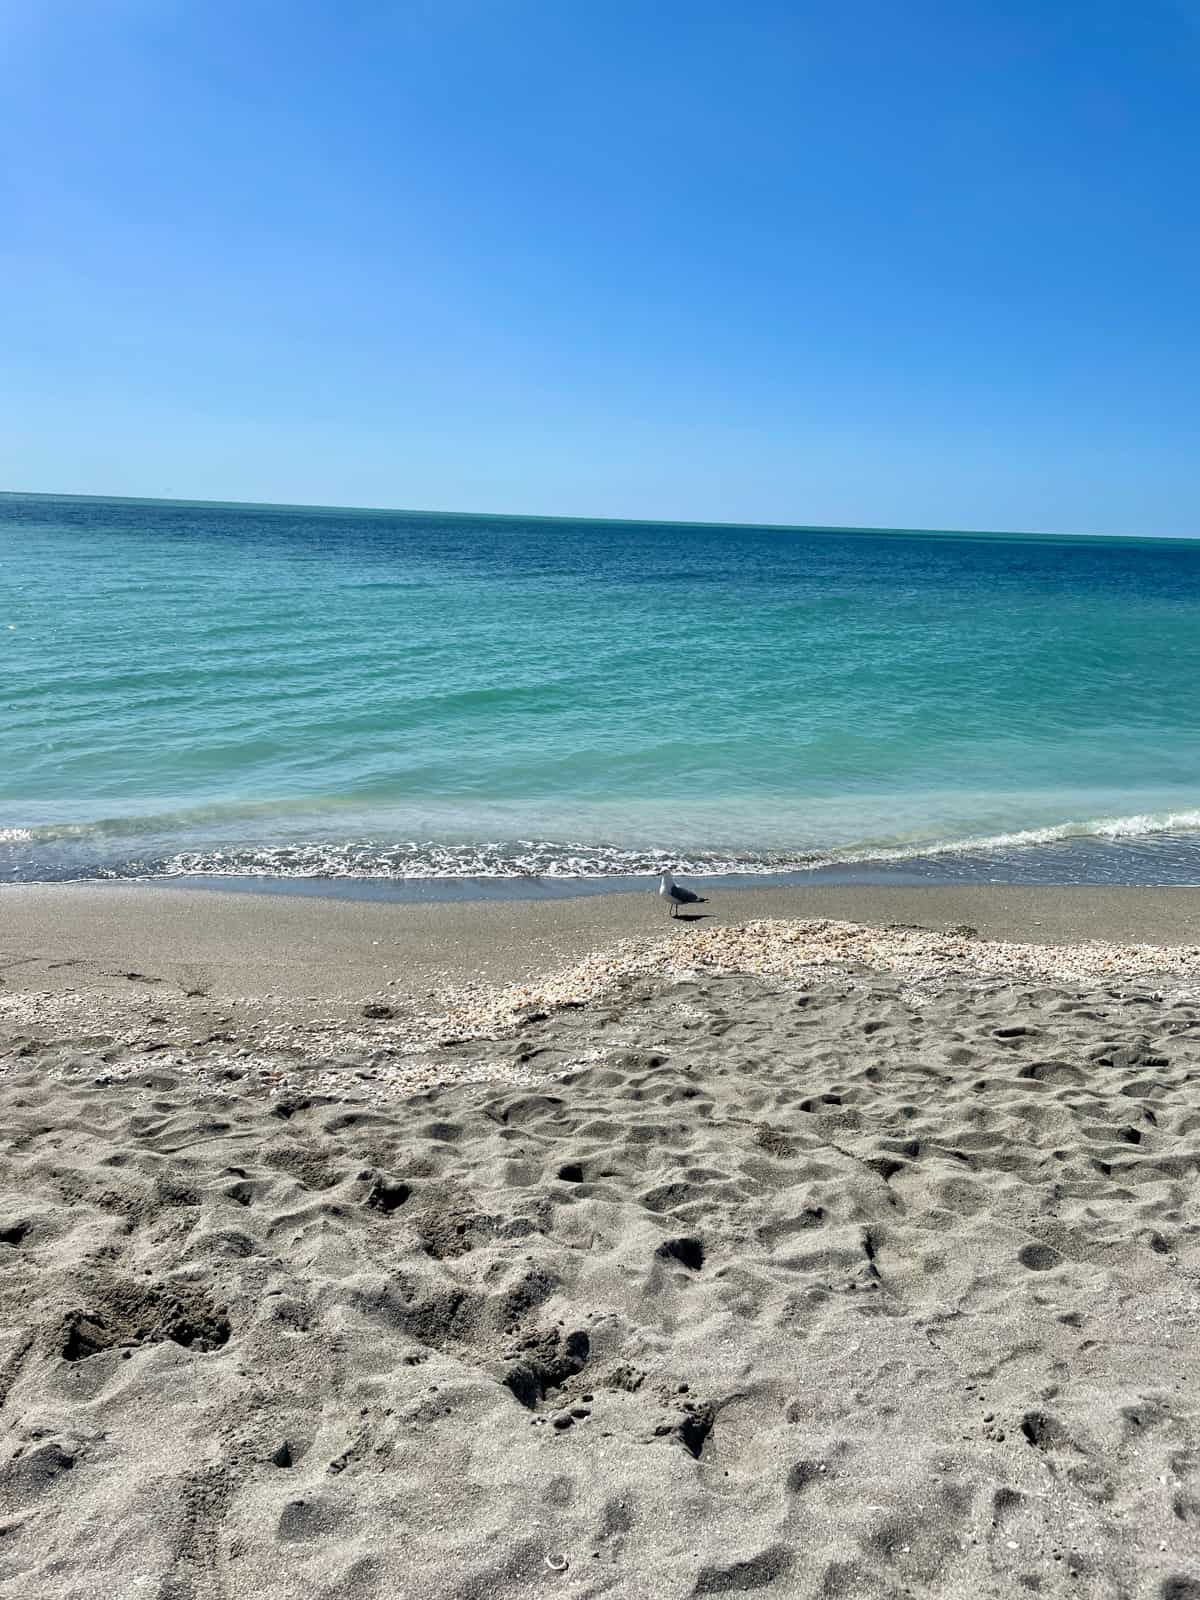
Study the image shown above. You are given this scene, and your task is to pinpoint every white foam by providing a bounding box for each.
[7,806,1200,883]
[828,809,1200,867]
[84,808,1200,881]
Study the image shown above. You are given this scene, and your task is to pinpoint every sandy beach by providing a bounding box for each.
[2,883,1200,1597]
[10,1,1200,1593]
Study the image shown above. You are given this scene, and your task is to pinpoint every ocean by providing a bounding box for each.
[3,492,1199,895]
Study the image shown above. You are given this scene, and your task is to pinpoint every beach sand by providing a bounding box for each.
[2,884,1200,1597]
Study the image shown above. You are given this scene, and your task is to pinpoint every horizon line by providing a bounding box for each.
[2,485,1196,546]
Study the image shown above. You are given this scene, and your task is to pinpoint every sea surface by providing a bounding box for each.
[3,492,1199,894]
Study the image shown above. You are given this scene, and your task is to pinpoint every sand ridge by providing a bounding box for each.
[4,917,1200,1106]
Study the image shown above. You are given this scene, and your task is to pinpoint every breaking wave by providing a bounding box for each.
[2,807,1198,884]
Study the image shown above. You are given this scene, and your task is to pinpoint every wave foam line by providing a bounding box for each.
[74,808,1200,880]
[135,842,816,880]
[834,809,1200,866]
[3,808,1199,882]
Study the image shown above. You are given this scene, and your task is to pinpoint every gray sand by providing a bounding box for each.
[3,881,1200,1001]
[1,887,1200,1597]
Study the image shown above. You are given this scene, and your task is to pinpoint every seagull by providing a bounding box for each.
[659,870,706,918]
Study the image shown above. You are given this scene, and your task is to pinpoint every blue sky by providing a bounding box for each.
[3,1,1198,534]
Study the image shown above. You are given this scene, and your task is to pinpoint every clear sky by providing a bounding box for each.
[3,1,1198,535]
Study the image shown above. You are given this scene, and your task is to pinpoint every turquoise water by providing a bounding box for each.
[3,492,1200,887]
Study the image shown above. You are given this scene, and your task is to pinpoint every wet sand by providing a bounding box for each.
[1,885,1200,1597]
[3,880,1200,1002]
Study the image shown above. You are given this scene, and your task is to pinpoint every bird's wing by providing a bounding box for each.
[672,885,701,903]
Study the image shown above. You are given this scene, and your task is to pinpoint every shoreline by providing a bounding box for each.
[2,879,1200,1004]
[6,819,1200,893]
